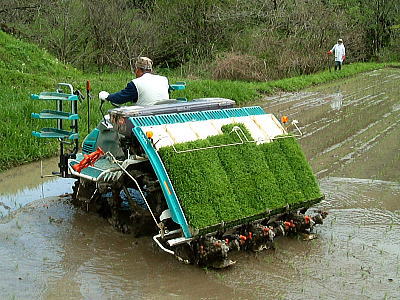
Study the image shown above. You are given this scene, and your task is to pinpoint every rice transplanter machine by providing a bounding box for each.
[31,82,326,268]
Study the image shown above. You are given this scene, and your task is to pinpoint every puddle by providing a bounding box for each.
[0,68,400,299]
[0,157,74,217]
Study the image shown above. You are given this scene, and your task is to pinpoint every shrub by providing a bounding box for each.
[211,52,267,81]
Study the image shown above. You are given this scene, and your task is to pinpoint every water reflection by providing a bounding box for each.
[0,177,74,217]
[0,157,74,217]
[331,91,343,110]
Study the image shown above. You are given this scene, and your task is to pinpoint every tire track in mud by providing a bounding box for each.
[268,70,399,109]
[313,108,400,177]
[265,71,398,123]
[301,95,395,164]
[300,93,387,139]
[261,69,400,180]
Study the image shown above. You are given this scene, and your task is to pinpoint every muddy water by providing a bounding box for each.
[0,158,75,217]
[1,68,399,299]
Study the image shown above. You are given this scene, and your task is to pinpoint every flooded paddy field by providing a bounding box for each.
[0,68,399,299]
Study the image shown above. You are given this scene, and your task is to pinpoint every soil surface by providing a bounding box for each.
[0,68,399,299]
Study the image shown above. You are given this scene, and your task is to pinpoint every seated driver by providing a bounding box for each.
[99,57,169,106]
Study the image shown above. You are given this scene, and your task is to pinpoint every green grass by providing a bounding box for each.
[0,31,398,171]
[0,32,138,171]
[158,125,322,230]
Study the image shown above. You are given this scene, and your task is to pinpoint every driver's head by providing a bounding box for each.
[135,57,153,77]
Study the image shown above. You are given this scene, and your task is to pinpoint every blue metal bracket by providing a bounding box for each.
[31,92,79,101]
[132,125,192,238]
[169,82,186,91]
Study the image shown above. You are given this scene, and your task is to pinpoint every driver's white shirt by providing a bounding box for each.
[132,73,169,106]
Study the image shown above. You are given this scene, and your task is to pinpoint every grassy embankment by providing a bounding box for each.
[0,31,399,172]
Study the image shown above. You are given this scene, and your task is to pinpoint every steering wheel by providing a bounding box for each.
[99,99,121,123]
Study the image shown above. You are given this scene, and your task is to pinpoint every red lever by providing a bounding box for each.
[86,80,91,91]
[72,147,104,173]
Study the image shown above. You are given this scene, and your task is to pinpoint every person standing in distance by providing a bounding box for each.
[99,57,169,105]
[328,39,346,71]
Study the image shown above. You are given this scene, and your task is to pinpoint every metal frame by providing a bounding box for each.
[132,126,192,238]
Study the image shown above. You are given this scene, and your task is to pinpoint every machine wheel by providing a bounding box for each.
[71,166,169,237]
[71,178,100,212]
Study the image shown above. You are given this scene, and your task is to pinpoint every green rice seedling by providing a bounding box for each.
[260,141,305,205]
[277,137,322,200]
[15,221,22,230]
[219,124,284,211]
[208,126,260,215]
[158,125,322,231]
[159,138,241,229]
[243,142,283,211]
[158,148,220,228]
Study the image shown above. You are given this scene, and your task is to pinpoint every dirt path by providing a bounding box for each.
[0,68,399,299]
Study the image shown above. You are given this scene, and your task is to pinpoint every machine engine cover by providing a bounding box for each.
[109,98,235,137]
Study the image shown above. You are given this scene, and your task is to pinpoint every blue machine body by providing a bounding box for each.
[129,106,267,238]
